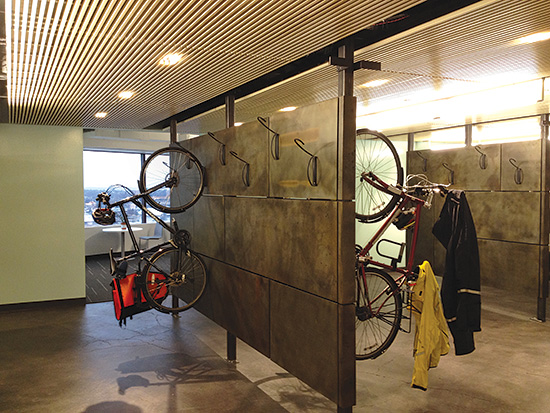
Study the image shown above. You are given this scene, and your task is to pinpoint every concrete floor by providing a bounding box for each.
[1,286,549,412]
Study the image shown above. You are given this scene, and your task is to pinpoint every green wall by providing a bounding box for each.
[0,124,85,305]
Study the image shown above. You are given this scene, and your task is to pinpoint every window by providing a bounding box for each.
[414,127,465,151]
[472,117,541,145]
[84,151,144,227]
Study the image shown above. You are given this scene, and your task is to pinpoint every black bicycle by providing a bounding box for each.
[92,144,207,314]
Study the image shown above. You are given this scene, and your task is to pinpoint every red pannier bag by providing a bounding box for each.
[111,273,168,326]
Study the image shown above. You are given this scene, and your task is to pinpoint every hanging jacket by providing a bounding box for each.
[411,261,450,391]
[432,190,481,356]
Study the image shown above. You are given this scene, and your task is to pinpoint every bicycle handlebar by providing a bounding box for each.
[360,171,450,208]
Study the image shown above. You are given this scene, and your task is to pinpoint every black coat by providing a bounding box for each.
[432,190,481,355]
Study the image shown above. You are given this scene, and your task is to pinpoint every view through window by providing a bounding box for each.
[84,151,144,227]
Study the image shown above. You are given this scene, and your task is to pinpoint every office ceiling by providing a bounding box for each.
[1,0,549,135]
[0,0,425,129]
[181,0,550,136]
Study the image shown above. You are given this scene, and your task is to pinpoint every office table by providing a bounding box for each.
[102,227,143,256]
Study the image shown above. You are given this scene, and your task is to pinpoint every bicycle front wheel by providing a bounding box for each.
[139,146,204,213]
[141,246,207,313]
[355,266,402,360]
[356,129,403,223]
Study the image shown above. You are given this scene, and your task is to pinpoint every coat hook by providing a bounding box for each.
[257,117,280,160]
[229,151,250,187]
[208,132,226,166]
[294,138,318,186]
[416,152,427,172]
[442,162,455,185]
[475,146,487,170]
[509,158,523,185]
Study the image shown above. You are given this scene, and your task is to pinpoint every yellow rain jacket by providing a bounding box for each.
[411,261,449,390]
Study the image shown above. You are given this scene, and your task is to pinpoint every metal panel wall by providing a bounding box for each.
[176,97,355,409]
[408,137,546,316]
[268,99,339,199]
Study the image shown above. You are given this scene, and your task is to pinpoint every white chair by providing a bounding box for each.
[139,222,163,249]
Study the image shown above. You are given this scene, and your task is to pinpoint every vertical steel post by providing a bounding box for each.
[538,114,549,321]
[170,119,177,144]
[169,119,179,311]
[337,40,354,98]
[335,39,356,412]
[225,94,237,360]
[465,123,473,147]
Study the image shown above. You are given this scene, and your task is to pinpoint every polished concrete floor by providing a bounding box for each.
[1,286,549,412]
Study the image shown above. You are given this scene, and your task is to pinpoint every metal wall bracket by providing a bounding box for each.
[208,131,226,165]
[230,151,250,187]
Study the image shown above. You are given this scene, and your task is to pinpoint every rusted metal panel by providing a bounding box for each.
[269,99,339,199]
[191,195,225,260]
[338,201,355,304]
[408,146,501,191]
[501,139,542,191]
[468,192,541,244]
[186,122,269,196]
[194,257,270,357]
[338,96,357,201]
[224,197,339,301]
[270,282,341,404]
[478,239,540,297]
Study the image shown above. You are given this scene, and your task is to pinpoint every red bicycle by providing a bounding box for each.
[354,130,448,359]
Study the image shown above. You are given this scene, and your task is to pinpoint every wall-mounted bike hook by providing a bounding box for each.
[257,117,280,160]
[294,138,318,187]
[509,158,523,185]
[229,151,250,187]
[475,146,487,170]
[208,132,226,166]
[442,162,455,185]
[416,152,427,172]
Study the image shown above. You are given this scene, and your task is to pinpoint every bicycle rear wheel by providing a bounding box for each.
[139,146,204,213]
[141,246,207,313]
[356,129,403,223]
[355,266,402,360]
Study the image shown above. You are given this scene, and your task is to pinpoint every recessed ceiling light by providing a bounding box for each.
[360,79,390,88]
[159,53,183,66]
[234,122,243,126]
[279,106,297,112]
[515,31,550,45]
[118,91,135,99]
[95,112,107,118]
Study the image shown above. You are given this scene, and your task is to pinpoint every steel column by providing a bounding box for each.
[225,94,237,360]
[538,114,550,321]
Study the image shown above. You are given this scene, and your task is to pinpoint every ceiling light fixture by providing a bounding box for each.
[360,79,390,88]
[279,106,297,112]
[234,122,243,126]
[515,31,550,45]
[95,112,107,118]
[118,91,135,99]
[159,53,183,66]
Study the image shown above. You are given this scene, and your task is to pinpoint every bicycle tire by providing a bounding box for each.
[139,146,204,213]
[356,129,403,223]
[355,266,402,360]
[141,246,207,314]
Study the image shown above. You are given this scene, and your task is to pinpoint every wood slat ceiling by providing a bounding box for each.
[178,0,550,136]
[2,0,425,129]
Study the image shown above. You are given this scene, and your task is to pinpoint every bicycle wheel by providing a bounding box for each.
[356,129,403,223]
[141,246,207,313]
[139,146,204,213]
[355,266,402,360]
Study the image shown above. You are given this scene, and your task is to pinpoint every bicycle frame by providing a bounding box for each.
[356,172,432,333]
[98,184,183,270]
[357,174,427,280]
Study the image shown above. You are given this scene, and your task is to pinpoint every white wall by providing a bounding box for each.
[0,124,85,305]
